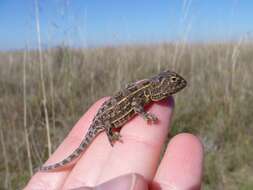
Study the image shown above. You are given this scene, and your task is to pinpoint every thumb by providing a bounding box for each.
[71,173,148,190]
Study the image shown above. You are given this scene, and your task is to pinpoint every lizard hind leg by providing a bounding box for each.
[104,122,123,146]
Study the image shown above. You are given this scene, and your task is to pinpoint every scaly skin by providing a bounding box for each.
[39,70,187,171]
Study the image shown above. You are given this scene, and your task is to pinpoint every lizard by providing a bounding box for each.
[39,70,187,171]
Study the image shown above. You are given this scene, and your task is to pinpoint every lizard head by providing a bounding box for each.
[149,70,187,101]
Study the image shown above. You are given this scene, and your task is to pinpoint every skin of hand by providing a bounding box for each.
[25,96,203,190]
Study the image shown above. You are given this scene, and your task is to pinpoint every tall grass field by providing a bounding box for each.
[0,43,253,189]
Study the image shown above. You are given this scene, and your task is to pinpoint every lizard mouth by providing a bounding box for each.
[177,78,187,90]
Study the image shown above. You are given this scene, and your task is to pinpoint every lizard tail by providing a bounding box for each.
[38,128,99,172]
[38,147,83,171]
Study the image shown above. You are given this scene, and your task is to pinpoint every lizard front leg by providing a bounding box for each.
[131,99,158,123]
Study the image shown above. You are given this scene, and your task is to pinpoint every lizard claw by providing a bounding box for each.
[108,131,123,146]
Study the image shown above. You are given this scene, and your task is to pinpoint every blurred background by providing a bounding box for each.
[0,0,253,189]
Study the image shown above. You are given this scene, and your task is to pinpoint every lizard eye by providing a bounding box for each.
[170,76,177,83]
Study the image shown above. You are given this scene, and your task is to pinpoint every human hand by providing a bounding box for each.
[25,97,203,190]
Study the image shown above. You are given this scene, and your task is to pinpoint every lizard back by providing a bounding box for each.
[94,79,152,128]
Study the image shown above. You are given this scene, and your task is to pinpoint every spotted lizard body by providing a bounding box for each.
[39,70,187,171]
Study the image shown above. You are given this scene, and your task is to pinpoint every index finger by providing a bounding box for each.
[96,97,174,184]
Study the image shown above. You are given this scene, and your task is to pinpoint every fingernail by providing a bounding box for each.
[168,96,175,108]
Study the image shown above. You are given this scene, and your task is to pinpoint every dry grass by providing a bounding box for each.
[0,43,253,189]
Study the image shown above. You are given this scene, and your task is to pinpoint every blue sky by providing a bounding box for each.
[0,0,252,50]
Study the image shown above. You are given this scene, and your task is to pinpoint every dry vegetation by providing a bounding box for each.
[0,42,253,189]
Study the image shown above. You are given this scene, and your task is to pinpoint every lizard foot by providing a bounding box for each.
[106,128,123,146]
